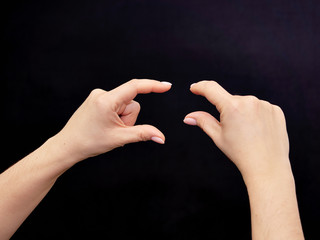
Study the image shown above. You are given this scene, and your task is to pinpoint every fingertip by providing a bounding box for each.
[139,124,166,143]
[151,136,165,144]
[183,117,197,126]
[160,81,172,86]
[190,82,200,94]
[160,81,173,92]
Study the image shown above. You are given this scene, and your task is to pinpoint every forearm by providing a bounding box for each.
[184,81,304,239]
[244,164,304,240]
[0,136,76,239]
[0,80,170,239]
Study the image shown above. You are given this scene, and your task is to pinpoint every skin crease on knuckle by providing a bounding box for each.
[129,78,139,87]
[137,128,149,142]
[198,117,208,133]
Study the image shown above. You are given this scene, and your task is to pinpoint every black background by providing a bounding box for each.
[3,0,320,239]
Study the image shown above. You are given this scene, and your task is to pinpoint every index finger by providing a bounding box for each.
[190,81,233,112]
[109,79,172,103]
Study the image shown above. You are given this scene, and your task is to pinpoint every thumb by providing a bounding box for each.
[184,111,221,143]
[119,124,166,145]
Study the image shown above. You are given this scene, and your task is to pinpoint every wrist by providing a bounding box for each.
[242,161,304,239]
[241,158,294,190]
[45,133,83,169]
[244,171,296,201]
[245,170,295,193]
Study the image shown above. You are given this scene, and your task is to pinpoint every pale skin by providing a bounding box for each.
[0,79,303,239]
[184,81,304,239]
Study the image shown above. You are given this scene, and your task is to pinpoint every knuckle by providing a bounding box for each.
[230,95,241,106]
[273,104,285,117]
[94,96,105,108]
[210,80,218,85]
[197,117,208,132]
[129,79,139,85]
[273,104,282,111]
[91,92,108,110]
[244,95,260,108]
[128,79,140,90]
[261,100,273,110]
[138,128,148,141]
[261,100,271,105]
[229,98,241,110]
[245,95,259,102]
[90,88,105,97]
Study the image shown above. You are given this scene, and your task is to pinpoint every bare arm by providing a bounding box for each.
[184,81,304,240]
[0,137,72,239]
[0,79,172,239]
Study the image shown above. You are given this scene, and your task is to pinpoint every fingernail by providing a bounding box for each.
[183,118,197,126]
[161,81,172,86]
[151,136,165,144]
[190,83,195,88]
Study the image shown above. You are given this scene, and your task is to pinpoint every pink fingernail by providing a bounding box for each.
[161,81,172,86]
[183,118,197,126]
[190,83,196,88]
[151,136,165,144]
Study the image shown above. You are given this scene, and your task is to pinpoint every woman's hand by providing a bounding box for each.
[184,81,304,239]
[54,79,172,163]
[184,80,291,181]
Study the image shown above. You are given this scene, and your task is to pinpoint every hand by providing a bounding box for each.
[54,79,172,163]
[184,81,291,181]
[0,79,172,239]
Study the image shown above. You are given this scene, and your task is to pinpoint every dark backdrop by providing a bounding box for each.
[3,0,320,239]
